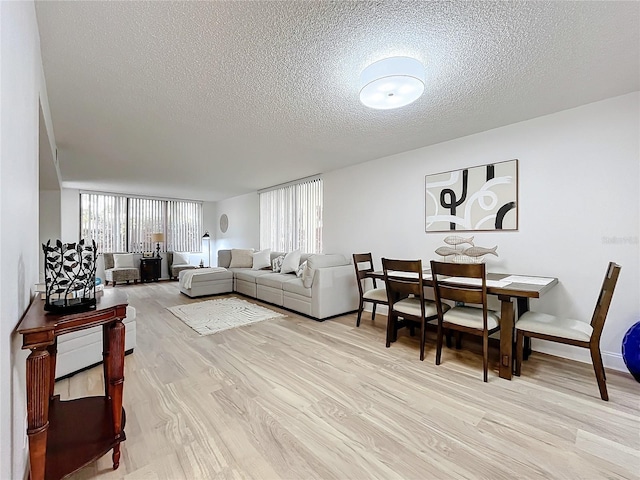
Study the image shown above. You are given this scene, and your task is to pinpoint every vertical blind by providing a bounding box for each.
[128,197,165,253]
[80,193,203,253]
[80,193,127,253]
[168,200,202,252]
[259,177,323,253]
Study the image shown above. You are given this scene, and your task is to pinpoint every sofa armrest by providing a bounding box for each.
[311,264,359,319]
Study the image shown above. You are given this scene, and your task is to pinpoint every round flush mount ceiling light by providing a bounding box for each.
[359,56,425,110]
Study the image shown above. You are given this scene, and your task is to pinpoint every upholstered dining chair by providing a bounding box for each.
[382,258,445,361]
[430,261,500,382]
[353,253,388,327]
[515,262,621,401]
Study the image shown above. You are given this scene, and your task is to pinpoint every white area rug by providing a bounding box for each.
[167,297,286,336]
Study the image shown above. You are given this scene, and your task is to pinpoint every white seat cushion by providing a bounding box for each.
[393,297,439,318]
[363,288,387,303]
[516,311,593,342]
[443,306,500,330]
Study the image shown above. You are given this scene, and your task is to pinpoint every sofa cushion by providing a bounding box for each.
[271,254,285,272]
[229,248,254,268]
[113,253,135,268]
[218,250,232,268]
[235,269,273,283]
[302,262,314,288]
[257,272,296,289]
[252,249,271,270]
[281,249,301,274]
[282,278,312,298]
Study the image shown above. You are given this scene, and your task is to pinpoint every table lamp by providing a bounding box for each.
[151,233,164,258]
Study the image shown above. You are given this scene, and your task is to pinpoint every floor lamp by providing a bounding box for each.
[202,231,211,267]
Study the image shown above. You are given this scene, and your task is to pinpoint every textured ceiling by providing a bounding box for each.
[35,1,640,202]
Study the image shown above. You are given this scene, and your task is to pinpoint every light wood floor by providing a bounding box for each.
[58,281,640,480]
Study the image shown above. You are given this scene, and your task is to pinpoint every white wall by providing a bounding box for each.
[0,1,56,478]
[213,192,260,264]
[39,190,61,282]
[324,92,639,372]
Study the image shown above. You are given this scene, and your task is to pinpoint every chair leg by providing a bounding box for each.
[590,343,609,401]
[436,321,443,365]
[455,332,463,350]
[419,319,426,361]
[356,300,364,327]
[523,336,531,360]
[515,330,524,377]
[113,281,117,287]
[134,280,138,284]
[105,280,109,286]
[372,303,377,321]
[482,331,489,382]
[386,313,395,348]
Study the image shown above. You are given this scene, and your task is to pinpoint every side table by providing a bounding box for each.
[16,289,129,480]
[140,257,161,282]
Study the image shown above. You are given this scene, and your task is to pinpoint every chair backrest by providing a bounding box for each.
[590,262,621,341]
[430,261,488,327]
[382,258,425,311]
[103,253,114,270]
[353,253,376,296]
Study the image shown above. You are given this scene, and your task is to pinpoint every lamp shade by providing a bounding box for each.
[359,56,425,110]
[151,233,164,243]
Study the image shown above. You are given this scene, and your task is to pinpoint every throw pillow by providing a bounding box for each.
[229,248,254,268]
[302,263,314,288]
[174,252,190,265]
[113,253,134,269]
[252,249,271,270]
[296,260,307,278]
[272,254,285,273]
[281,249,301,274]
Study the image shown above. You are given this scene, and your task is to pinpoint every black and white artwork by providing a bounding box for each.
[425,159,518,232]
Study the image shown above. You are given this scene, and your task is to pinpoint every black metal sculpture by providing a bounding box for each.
[43,239,98,313]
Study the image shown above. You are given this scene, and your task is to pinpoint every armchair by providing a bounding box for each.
[104,253,140,286]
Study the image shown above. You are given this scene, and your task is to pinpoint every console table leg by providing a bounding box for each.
[26,348,51,480]
[107,320,125,470]
[102,324,111,399]
[46,339,57,400]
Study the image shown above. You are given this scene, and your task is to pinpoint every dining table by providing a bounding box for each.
[365,269,558,380]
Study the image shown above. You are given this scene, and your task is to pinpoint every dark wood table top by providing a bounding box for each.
[366,270,558,299]
[17,289,129,346]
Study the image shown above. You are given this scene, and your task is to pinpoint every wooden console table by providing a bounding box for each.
[16,289,129,480]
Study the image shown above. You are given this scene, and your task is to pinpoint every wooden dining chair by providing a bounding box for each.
[382,258,445,361]
[430,261,500,382]
[515,262,621,401]
[353,253,388,327]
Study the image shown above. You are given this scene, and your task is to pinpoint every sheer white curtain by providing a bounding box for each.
[260,177,323,253]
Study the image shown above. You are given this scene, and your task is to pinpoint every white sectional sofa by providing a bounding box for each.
[218,249,359,320]
[55,305,137,379]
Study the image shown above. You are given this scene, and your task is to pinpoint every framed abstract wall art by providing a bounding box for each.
[425,159,518,232]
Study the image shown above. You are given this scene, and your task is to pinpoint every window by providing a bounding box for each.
[80,193,203,254]
[80,193,127,253]
[259,177,323,253]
